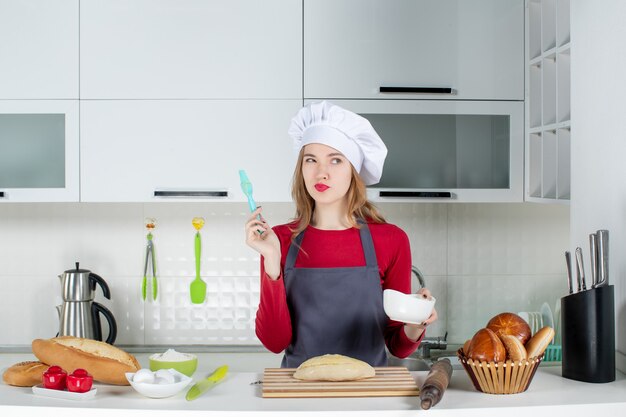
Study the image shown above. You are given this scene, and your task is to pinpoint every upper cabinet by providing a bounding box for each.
[0,0,78,99]
[304,0,524,101]
[0,100,80,202]
[80,0,302,99]
[526,0,571,203]
[80,100,300,202]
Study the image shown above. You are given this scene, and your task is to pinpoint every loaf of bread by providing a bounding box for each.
[467,328,506,363]
[500,334,527,361]
[293,354,375,381]
[525,326,555,358]
[2,361,48,387]
[32,336,140,385]
[486,312,532,345]
[462,339,471,356]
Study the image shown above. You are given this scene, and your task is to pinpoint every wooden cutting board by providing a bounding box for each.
[262,366,419,398]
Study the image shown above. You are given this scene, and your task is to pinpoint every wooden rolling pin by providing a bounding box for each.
[420,359,453,410]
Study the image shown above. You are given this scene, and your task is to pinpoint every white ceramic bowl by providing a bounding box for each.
[383,289,436,324]
[125,369,192,399]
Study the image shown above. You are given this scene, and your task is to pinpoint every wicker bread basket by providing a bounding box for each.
[457,348,543,394]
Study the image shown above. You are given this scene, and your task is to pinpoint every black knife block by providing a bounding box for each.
[561,285,615,383]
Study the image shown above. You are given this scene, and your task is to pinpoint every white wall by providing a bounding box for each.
[0,202,569,349]
[571,1,626,373]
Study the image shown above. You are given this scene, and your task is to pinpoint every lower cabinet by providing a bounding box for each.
[80,100,302,202]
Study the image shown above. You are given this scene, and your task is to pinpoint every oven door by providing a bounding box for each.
[306,100,523,203]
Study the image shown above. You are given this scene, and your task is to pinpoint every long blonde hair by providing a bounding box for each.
[289,148,386,238]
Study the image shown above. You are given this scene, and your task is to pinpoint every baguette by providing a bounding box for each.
[2,361,48,387]
[525,326,555,358]
[32,336,140,385]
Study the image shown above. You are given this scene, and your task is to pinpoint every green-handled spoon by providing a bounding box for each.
[190,217,206,304]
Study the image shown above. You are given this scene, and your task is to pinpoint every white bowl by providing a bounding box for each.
[383,289,436,324]
[125,369,193,399]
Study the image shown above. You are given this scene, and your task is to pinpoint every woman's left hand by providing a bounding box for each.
[402,287,438,341]
[415,287,438,327]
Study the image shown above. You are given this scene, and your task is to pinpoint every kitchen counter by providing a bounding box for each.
[1,353,625,416]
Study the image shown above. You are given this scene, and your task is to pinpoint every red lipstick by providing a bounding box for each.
[314,183,329,192]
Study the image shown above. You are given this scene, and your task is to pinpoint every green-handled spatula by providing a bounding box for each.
[190,217,206,304]
[186,365,229,401]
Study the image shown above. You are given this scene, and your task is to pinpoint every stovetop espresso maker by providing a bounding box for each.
[56,262,117,344]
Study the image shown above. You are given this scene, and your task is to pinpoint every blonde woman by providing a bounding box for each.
[245,101,437,367]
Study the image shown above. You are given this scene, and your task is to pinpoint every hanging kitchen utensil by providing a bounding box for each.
[239,169,263,235]
[142,218,158,301]
[190,217,207,304]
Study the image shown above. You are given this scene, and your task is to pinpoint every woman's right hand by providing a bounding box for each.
[245,207,281,279]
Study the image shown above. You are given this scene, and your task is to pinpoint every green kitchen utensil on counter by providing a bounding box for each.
[186,365,228,401]
[190,217,206,304]
[142,218,158,301]
[239,169,263,234]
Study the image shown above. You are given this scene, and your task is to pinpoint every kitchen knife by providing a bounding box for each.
[575,247,586,291]
[186,365,228,401]
[596,230,609,287]
[589,233,598,288]
[564,251,573,294]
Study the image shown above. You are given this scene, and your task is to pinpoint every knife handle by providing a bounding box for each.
[596,230,609,286]
[565,251,573,294]
[575,247,586,291]
[589,234,598,288]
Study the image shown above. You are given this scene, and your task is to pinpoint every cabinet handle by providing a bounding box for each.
[0,191,4,198]
[379,191,452,198]
[154,190,228,198]
[379,87,454,94]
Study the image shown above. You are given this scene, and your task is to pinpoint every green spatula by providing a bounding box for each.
[190,217,206,304]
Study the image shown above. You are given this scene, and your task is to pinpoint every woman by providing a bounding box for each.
[245,101,437,368]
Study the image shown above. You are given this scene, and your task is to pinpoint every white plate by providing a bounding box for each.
[541,302,554,330]
[554,300,561,345]
[32,384,97,400]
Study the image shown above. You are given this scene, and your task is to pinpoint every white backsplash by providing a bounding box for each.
[0,202,569,347]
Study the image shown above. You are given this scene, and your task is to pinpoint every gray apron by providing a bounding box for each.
[281,222,388,368]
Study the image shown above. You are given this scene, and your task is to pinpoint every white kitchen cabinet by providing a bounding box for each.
[318,100,524,203]
[80,0,301,100]
[525,0,570,203]
[0,100,79,202]
[0,0,78,99]
[80,100,301,202]
[304,0,524,101]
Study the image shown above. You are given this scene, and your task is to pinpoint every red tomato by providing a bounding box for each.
[42,365,67,390]
[66,369,93,393]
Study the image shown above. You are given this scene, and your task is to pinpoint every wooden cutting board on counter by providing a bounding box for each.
[262,366,419,398]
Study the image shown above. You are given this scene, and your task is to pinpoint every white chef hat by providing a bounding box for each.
[288,101,388,185]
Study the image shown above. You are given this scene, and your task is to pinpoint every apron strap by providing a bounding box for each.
[285,220,378,269]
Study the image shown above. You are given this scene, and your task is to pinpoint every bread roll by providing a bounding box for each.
[2,361,48,387]
[462,339,471,356]
[293,354,375,381]
[32,336,140,385]
[500,334,527,361]
[487,312,531,345]
[468,328,506,363]
[525,326,555,358]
